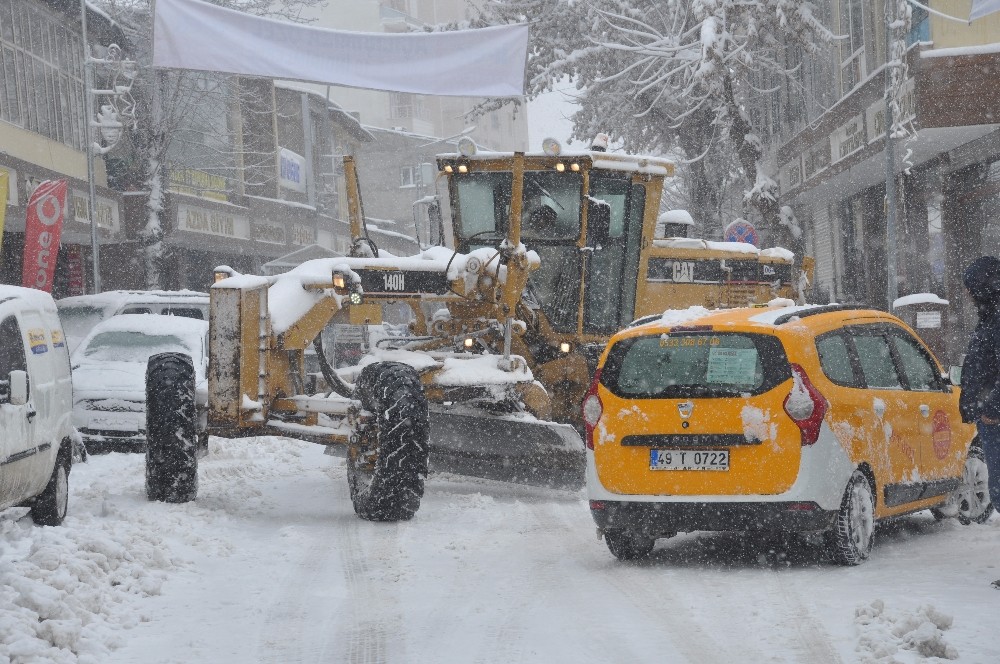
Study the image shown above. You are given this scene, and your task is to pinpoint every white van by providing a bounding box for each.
[0,285,74,525]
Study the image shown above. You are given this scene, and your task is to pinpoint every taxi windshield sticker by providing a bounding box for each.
[28,329,49,355]
[706,346,757,385]
[51,329,65,348]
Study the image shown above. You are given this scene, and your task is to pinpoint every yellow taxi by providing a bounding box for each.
[584,303,992,564]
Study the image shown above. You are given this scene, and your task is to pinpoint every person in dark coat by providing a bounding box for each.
[959,256,1000,520]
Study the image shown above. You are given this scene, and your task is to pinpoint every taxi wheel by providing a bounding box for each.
[604,529,655,561]
[826,471,875,566]
[957,447,993,525]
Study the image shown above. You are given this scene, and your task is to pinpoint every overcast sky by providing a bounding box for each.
[526,80,583,151]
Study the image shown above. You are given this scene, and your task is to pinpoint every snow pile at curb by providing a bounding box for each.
[0,516,178,664]
[855,599,958,661]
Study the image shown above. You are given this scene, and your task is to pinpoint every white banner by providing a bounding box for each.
[971,0,1000,20]
[153,0,528,97]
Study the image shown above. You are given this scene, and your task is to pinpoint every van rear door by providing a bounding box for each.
[593,329,801,496]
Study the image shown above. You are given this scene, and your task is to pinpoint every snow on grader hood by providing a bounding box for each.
[142,149,809,521]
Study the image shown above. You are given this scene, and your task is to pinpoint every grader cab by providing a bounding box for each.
[142,140,808,521]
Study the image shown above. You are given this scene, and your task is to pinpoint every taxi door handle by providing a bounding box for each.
[920,404,930,417]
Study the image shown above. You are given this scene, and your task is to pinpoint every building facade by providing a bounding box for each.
[0,0,127,298]
[764,1,1000,363]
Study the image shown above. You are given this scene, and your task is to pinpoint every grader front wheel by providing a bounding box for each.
[145,353,199,503]
[349,362,429,522]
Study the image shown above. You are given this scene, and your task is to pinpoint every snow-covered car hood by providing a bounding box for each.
[73,361,206,403]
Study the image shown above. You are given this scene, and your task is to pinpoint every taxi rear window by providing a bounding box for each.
[600,332,791,398]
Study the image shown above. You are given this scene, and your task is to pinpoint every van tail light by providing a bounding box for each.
[582,368,604,451]
[783,363,828,446]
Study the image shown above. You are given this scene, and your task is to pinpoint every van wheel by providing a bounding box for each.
[31,449,69,526]
[604,530,655,561]
[825,470,875,566]
[145,353,198,503]
[349,362,429,522]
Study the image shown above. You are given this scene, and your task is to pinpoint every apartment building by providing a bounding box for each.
[0,0,127,297]
[763,1,1000,362]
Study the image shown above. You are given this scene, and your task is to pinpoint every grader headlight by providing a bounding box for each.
[349,291,363,306]
[332,272,347,290]
[560,342,572,354]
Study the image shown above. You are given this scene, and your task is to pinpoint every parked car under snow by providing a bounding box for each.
[71,314,208,452]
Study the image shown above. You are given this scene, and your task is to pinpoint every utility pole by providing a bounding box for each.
[884,0,899,307]
[80,0,102,293]
[79,0,137,293]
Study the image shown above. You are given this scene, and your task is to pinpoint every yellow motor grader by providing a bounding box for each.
[142,140,808,521]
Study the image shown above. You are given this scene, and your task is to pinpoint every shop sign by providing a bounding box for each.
[803,140,830,181]
[290,222,315,246]
[72,190,119,232]
[178,203,250,239]
[916,311,942,329]
[831,114,866,164]
[169,168,229,202]
[866,78,916,144]
[279,148,307,193]
[779,157,803,194]
[252,220,286,245]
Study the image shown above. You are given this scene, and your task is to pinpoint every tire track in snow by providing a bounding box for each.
[763,569,843,663]
[256,525,342,664]
[336,515,406,664]
[530,499,753,664]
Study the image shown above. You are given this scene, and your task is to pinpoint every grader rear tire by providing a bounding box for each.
[145,353,198,503]
[349,362,429,522]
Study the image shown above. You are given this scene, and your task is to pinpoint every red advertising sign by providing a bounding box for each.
[22,179,68,292]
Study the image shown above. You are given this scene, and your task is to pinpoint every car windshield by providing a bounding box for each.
[81,330,195,364]
[601,332,791,398]
[58,305,106,345]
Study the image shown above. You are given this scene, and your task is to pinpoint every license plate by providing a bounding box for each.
[650,449,729,471]
[91,416,130,429]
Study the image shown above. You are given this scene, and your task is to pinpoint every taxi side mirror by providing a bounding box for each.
[948,365,962,387]
[9,370,28,405]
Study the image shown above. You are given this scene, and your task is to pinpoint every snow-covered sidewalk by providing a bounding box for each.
[2,437,999,663]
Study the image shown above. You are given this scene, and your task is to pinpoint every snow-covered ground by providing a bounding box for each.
[3,436,1000,664]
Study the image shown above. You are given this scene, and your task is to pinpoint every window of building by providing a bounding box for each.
[839,0,867,95]
[0,0,88,151]
[908,6,930,45]
[400,166,415,187]
[390,92,412,119]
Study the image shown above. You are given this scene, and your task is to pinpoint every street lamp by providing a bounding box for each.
[80,2,137,294]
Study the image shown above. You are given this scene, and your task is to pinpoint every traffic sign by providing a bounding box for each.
[723,219,759,246]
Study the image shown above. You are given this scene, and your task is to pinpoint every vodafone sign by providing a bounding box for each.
[21,179,68,293]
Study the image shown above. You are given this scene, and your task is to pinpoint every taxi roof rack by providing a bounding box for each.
[772,303,879,326]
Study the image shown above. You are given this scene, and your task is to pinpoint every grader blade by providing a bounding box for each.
[427,406,585,490]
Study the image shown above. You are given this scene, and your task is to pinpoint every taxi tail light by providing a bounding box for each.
[783,363,827,446]
[582,368,604,451]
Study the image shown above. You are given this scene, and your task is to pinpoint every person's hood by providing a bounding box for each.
[963,256,1000,303]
